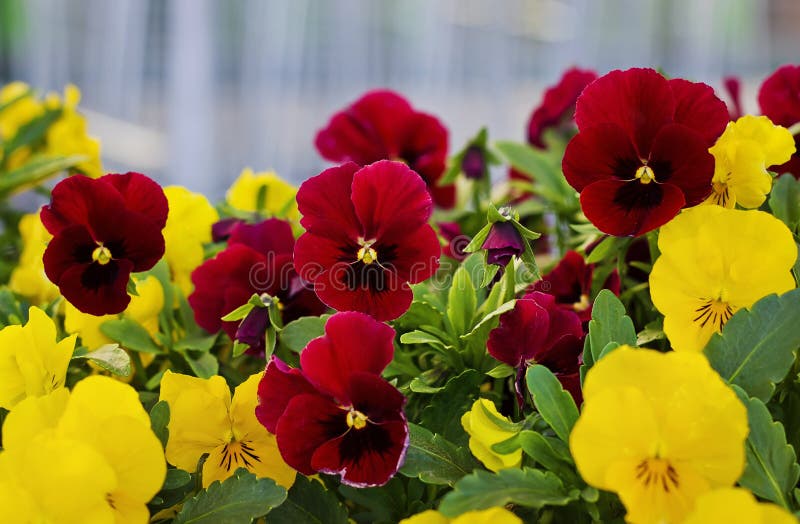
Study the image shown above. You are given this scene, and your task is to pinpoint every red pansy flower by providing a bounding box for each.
[437,222,469,262]
[41,173,167,315]
[531,250,620,322]
[488,291,584,404]
[293,160,440,321]
[189,219,326,350]
[723,76,744,121]
[758,64,800,177]
[315,90,454,208]
[256,312,408,487]
[563,68,728,237]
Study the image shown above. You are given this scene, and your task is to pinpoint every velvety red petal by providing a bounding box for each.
[314,269,414,322]
[293,232,353,285]
[528,67,597,148]
[488,298,550,367]
[758,64,800,127]
[557,371,583,406]
[256,357,318,433]
[42,224,95,284]
[229,218,295,256]
[532,251,587,302]
[562,123,640,192]
[57,259,134,315]
[574,68,674,156]
[668,79,729,145]
[351,160,433,241]
[402,112,452,208]
[107,211,165,272]
[276,393,347,476]
[297,163,362,242]
[390,225,440,284]
[648,124,714,206]
[40,175,126,234]
[579,179,685,237]
[100,172,169,229]
[300,312,395,403]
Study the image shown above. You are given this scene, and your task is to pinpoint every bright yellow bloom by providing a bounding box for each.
[400,507,522,524]
[0,82,44,140]
[226,167,299,219]
[163,186,219,296]
[2,376,166,523]
[45,84,103,178]
[706,116,795,208]
[160,371,296,488]
[683,488,795,524]
[650,206,796,352]
[570,346,748,524]
[0,307,76,409]
[9,212,59,304]
[461,398,522,472]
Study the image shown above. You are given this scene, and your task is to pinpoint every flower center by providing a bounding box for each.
[346,408,369,430]
[693,298,736,331]
[635,165,656,184]
[357,239,378,265]
[711,180,731,207]
[219,440,261,472]
[92,245,112,265]
[635,458,680,492]
[573,293,591,312]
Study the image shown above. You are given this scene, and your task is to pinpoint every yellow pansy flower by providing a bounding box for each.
[1,376,166,523]
[683,488,796,524]
[0,307,76,409]
[45,84,103,178]
[650,206,796,352]
[163,186,219,296]
[570,346,748,524]
[706,115,795,208]
[9,212,59,305]
[0,81,44,140]
[226,167,299,219]
[160,370,296,488]
[400,507,522,524]
[461,398,522,472]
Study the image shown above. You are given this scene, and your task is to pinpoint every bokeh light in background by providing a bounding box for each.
[0,0,797,198]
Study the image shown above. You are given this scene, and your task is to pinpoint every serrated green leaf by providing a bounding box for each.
[265,475,348,524]
[100,318,162,354]
[71,343,131,376]
[526,365,579,442]
[420,370,483,445]
[174,468,286,524]
[149,400,170,449]
[278,315,330,353]
[586,290,636,366]
[769,174,800,233]
[400,423,479,486]
[162,468,192,490]
[438,467,579,517]
[447,265,476,336]
[705,290,800,401]
[733,386,800,508]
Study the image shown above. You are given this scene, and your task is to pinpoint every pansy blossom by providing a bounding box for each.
[256,312,408,487]
[758,64,800,177]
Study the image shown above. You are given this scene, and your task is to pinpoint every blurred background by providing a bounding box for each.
[0,0,797,199]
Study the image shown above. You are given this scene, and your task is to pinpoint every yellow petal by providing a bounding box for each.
[399,510,450,524]
[9,213,58,304]
[230,373,265,441]
[1,387,69,449]
[125,275,165,335]
[226,168,299,219]
[0,325,27,408]
[683,487,796,524]
[461,399,521,472]
[0,481,38,524]
[452,507,523,524]
[64,300,115,350]
[60,375,150,431]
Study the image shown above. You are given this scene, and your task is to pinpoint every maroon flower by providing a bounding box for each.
[563,68,728,237]
[531,250,620,322]
[528,67,598,149]
[41,173,167,315]
[315,90,454,208]
[438,222,469,261]
[293,160,440,321]
[488,291,584,404]
[723,76,743,121]
[211,217,244,243]
[256,312,408,487]
[189,218,326,349]
[481,221,524,267]
[758,64,800,177]
[461,145,486,180]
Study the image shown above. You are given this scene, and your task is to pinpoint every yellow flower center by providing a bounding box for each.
[346,409,369,430]
[635,165,656,184]
[693,298,736,332]
[357,240,378,265]
[710,180,732,207]
[92,245,112,265]
[635,458,680,493]
[573,294,591,312]
[220,440,261,472]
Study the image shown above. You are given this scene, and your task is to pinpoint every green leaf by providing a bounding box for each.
[705,290,800,401]
[280,315,330,353]
[186,352,219,379]
[494,141,577,211]
[0,154,86,197]
[2,109,62,160]
[174,468,287,524]
[585,236,625,264]
[769,174,800,233]
[400,423,480,486]
[163,468,192,490]
[149,400,170,449]
[733,386,800,508]
[173,332,218,353]
[221,302,255,322]
[420,370,483,445]
[447,265,476,336]
[494,430,579,485]
[486,363,515,378]
[586,290,636,366]
[526,365,579,442]
[439,467,579,517]
[100,318,161,354]
[399,330,448,349]
[265,475,348,524]
[71,344,131,376]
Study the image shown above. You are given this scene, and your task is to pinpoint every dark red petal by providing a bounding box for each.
[42,224,95,284]
[579,179,685,237]
[40,175,126,235]
[723,76,743,121]
[293,232,352,285]
[228,218,295,256]
[256,357,318,433]
[351,160,433,241]
[297,163,362,242]
[211,218,244,243]
[488,298,550,367]
[557,371,583,406]
[109,212,166,272]
[57,259,134,315]
[402,112,453,208]
[100,172,169,229]
[347,371,408,421]
[300,312,395,402]
[648,124,714,206]
[527,67,598,148]
[575,68,674,156]
[390,225,440,284]
[532,250,587,303]
[758,64,800,127]
[314,270,414,322]
[275,393,347,476]
[668,79,729,145]
[562,123,640,192]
